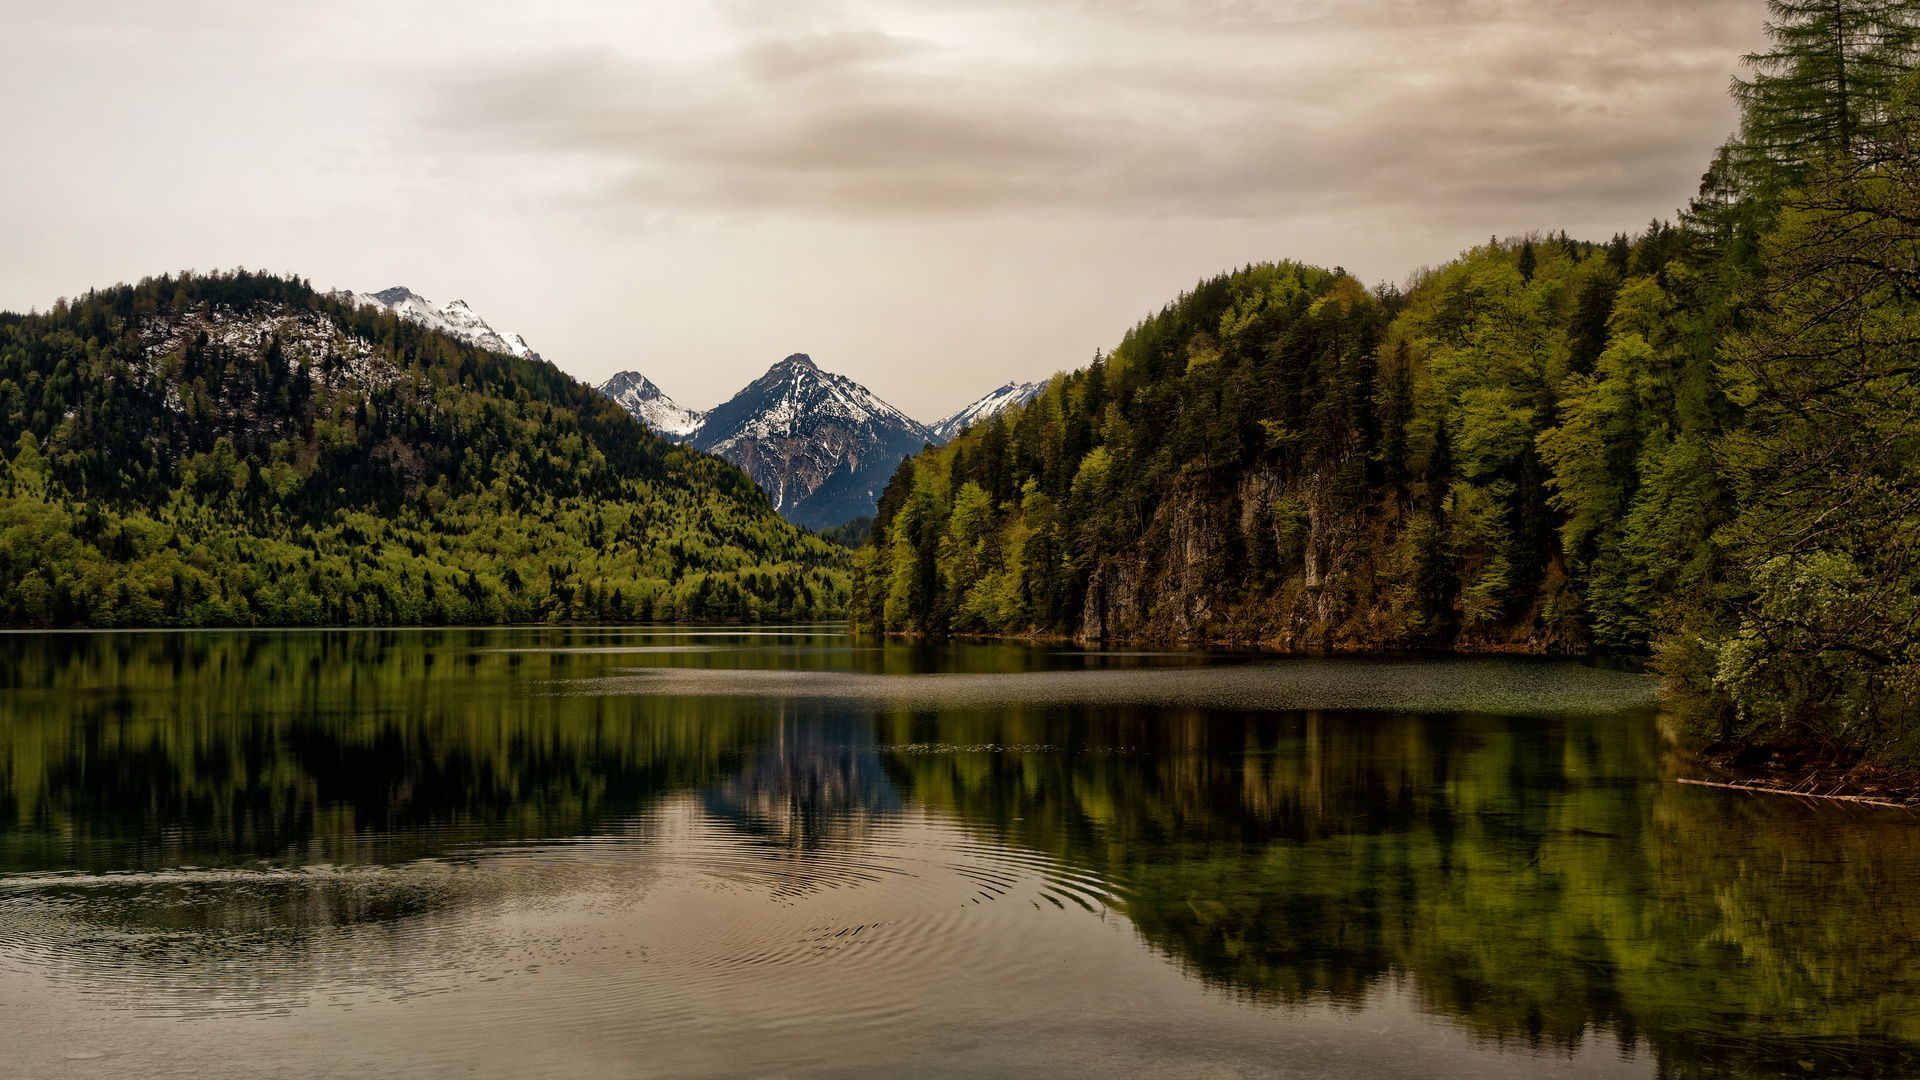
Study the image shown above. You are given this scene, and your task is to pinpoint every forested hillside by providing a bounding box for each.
[0,271,850,626]
[856,2,1920,766]
[855,244,1683,651]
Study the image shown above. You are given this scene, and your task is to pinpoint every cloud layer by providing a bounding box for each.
[422,0,1760,223]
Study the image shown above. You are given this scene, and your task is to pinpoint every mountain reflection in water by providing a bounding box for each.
[0,628,1916,1079]
[703,718,902,849]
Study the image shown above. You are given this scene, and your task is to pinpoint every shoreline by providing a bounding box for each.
[1684,746,1920,808]
[870,626,1610,656]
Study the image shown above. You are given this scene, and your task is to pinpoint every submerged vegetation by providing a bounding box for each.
[856,2,1920,767]
[0,273,850,626]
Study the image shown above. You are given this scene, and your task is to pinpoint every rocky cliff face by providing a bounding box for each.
[1077,463,1574,652]
[692,354,931,531]
[856,259,1589,645]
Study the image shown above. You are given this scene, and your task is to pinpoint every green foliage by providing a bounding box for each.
[1687,88,1920,763]
[856,237,1733,653]
[0,271,850,627]
[817,516,873,549]
[1693,0,1920,239]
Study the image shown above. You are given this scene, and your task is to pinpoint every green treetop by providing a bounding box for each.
[1734,0,1920,186]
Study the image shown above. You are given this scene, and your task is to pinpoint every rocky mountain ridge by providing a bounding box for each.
[344,287,1045,530]
[684,353,931,531]
[350,286,542,363]
[928,381,1047,442]
[598,363,1048,530]
[598,371,705,438]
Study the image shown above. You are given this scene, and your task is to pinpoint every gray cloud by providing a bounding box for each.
[421,0,1760,222]
[743,29,929,81]
[0,0,1772,421]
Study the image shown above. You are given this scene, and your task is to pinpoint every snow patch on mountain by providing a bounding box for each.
[598,350,1054,529]
[352,287,543,363]
[136,304,408,444]
[598,371,706,439]
[929,380,1048,442]
[702,354,924,455]
[691,353,931,530]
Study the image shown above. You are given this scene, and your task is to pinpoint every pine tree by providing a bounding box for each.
[1565,267,1621,377]
[1606,233,1631,272]
[1732,0,1920,190]
[1376,339,1415,500]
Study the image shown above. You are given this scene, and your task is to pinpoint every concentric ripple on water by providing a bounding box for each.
[0,797,1129,1028]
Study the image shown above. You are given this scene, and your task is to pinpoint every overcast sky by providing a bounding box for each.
[1,0,1766,420]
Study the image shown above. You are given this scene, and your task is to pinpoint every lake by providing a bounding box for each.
[0,628,1916,1078]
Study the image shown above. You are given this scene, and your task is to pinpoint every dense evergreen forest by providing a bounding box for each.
[855,1,1920,766]
[0,272,850,626]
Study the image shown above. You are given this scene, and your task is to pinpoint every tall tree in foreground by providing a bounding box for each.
[1678,79,1920,762]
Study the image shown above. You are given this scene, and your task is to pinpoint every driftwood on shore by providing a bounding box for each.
[1675,776,1918,811]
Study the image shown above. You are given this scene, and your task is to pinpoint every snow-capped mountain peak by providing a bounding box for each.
[598,371,707,439]
[929,379,1047,442]
[713,353,919,444]
[352,286,542,363]
[593,350,1048,531]
[683,353,929,529]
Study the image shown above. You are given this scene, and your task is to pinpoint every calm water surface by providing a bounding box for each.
[0,628,1916,1078]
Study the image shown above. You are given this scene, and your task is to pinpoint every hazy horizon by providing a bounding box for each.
[2,0,1767,418]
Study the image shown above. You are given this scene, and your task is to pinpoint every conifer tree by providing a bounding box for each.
[1732,0,1920,191]
[1417,420,1458,636]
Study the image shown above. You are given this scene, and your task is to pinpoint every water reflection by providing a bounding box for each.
[0,629,1915,1078]
[877,705,1920,1077]
[0,629,795,874]
[703,717,901,849]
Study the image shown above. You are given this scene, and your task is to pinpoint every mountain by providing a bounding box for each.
[928,380,1047,442]
[690,354,931,531]
[596,362,1046,529]
[597,371,705,439]
[352,286,543,363]
[0,269,850,627]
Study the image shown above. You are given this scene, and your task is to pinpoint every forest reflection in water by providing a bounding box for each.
[0,628,1916,1079]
